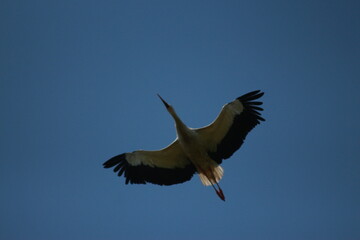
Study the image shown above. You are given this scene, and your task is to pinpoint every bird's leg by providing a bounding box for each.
[215,182,225,201]
[210,182,225,201]
[205,169,225,201]
[207,168,225,201]
[197,165,225,201]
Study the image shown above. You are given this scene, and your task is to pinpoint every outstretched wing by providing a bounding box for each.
[103,140,196,185]
[196,90,265,164]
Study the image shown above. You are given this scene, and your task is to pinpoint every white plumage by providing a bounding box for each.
[104,90,265,201]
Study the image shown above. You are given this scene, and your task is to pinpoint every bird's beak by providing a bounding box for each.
[157,94,170,109]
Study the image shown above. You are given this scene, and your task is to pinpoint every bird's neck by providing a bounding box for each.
[168,107,189,132]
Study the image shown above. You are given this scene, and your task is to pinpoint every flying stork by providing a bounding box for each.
[103,90,265,201]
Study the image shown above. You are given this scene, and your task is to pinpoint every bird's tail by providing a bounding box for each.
[199,165,224,186]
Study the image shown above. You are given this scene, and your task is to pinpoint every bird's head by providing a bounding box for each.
[157,94,178,117]
[157,94,170,109]
[157,94,186,126]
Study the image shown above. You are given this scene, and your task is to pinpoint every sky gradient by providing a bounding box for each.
[1,1,360,239]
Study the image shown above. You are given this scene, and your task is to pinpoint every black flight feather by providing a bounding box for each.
[209,90,265,164]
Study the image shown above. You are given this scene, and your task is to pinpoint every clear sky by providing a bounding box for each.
[1,0,360,239]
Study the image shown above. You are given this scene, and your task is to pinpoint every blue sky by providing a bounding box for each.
[1,0,360,239]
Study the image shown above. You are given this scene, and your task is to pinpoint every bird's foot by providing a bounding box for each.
[216,188,225,201]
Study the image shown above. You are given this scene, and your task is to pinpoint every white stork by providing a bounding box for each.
[103,90,265,201]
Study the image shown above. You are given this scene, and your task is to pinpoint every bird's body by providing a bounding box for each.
[163,100,223,187]
[104,90,265,201]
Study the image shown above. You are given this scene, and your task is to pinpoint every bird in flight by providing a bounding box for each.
[103,90,265,201]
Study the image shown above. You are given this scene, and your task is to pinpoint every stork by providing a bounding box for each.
[103,90,265,201]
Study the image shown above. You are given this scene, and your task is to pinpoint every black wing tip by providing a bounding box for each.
[237,90,265,121]
[238,90,264,102]
[257,116,266,122]
[103,153,126,168]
